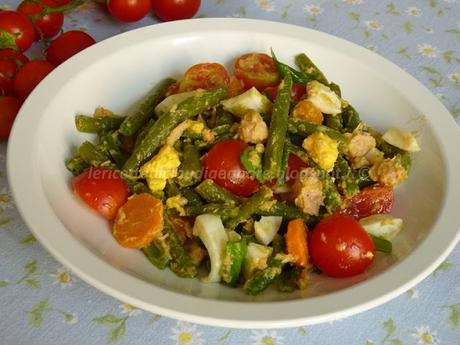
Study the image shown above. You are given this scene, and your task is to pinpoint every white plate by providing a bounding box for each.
[7,18,460,328]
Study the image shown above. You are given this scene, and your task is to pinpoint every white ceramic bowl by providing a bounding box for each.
[7,18,460,328]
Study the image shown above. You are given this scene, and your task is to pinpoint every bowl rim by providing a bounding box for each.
[7,18,460,329]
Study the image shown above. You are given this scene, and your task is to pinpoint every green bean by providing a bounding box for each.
[256,202,319,227]
[320,168,342,214]
[184,203,239,221]
[181,188,203,207]
[215,109,234,126]
[75,115,125,133]
[341,105,361,132]
[134,119,155,148]
[143,240,170,270]
[118,78,176,136]
[240,146,263,182]
[284,140,308,163]
[329,82,341,97]
[324,113,343,132]
[370,234,392,253]
[220,238,247,287]
[271,234,285,255]
[164,218,197,278]
[334,156,359,197]
[126,180,151,195]
[165,180,180,198]
[123,87,228,176]
[278,266,300,293]
[212,124,232,136]
[78,141,113,167]
[271,49,309,84]
[177,144,201,187]
[287,117,350,152]
[263,75,292,181]
[277,143,290,186]
[65,156,88,176]
[243,253,290,295]
[295,53,328,85]
[225,186,274,230]
[195,179,240,205]
[99,132,127,168]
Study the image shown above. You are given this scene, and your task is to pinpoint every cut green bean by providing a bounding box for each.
[263,75,292,181]
[134,118,155,148]
[143,240,171,270]
[78,141,113,167]
[278,266,300,293]
[99,132,127,168]
[195,179,240,204]
[75,114,125,133]
[164,218,197,278]
[220,238,247,287]
[341,105,361,132]
[334,156,359,197]
[177,144,202,187]
[324,113,343,132]
[123,87,228,176]
[126,180,151,195]
[256,202,319,227]
[184,203,239,220]
[295,53,328,85]
[370,234,392,253]
[65,156,88,176]
[225,187,274,230]
[320,168,342,214]
[240,146,263,182]
[271,49,309,84]
[119,78,176,136]
[329,82,341,97]
[180,188,203,208]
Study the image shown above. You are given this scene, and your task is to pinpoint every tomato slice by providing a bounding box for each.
[202,139,260,197]
[179,63,230,92]
[235,53,280,91]
[309,214,375,277]
[338,185,394,219]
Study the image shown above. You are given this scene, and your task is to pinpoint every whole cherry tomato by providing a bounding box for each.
[0,48,30,65]
[202,139,260,197]
[235,53,280,91]
[13,60,54,100]
[309,214,376,278]
[17,0,64,40]
[46,30,96,66]
[152,0,201,21]
[72,167,129,220]
[0,11,35,51]
[0,96,21,139]
[338,185,394,219]
[179,63,230,92]
[107,0,151,23]
[0,59,18,95]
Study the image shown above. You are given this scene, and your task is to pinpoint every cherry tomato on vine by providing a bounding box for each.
[46,30,96,66]
[202,139,260,197]
[17,0,64,40]
[235,53,280,91]
[0,96,22,140]
[107,0,151,23]
[13,60,54,100]
[179,63,230,92]
[0,59,18,95]
[338,185,394,219]
[72,167,129,220]
[152,0,201,21]
[309,214,375,278]
[0,49,29,65]
[0,11,35,52]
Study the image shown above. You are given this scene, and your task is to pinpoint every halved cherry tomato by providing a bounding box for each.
[227,75,245,97]
[107,0,151,22]
[286,154,308,186]
[0,11,35,51]
[309,214,375,278]
[72,167,129,220]
[202,139,260,197]
[17,0,64,40]
[152,0,201,21]
[235,53,280,91]
[46,30,96,66]
[338,185,393,219]
[0,96,22,140]
[264,83,306,102]
[179,63,230,92]
[13,60,54,100]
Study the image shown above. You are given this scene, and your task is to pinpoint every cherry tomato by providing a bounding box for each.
[17,0,64,40]
[13,60,54,100]
[202,139,260,197]
[264,83,306,102]
[234,53,280,91]
[0,59,18,95]
[228,75,245,97]
[309,214,375,278]
[46,30,96,66]
[286,154,308,186]
[107,0,151,22]
[152,0,201,21]
[72,167,129,220]
[0,48,29,65]
[179,63,230,92]
[0,11,35,52]
[0,96,21,140]
[338,185,394,219]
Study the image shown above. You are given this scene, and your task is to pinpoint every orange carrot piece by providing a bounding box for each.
[112,193,164,249]
[286,219,309,267]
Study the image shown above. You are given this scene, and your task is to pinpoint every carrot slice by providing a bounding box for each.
[112,193,164,248]
[286,219,309,267]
